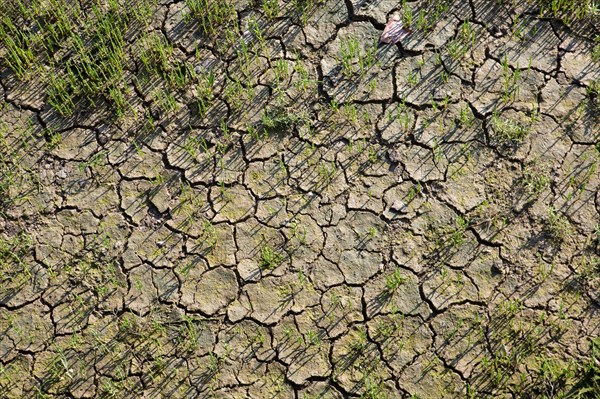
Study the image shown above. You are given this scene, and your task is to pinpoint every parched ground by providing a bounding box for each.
[1,0,599,398]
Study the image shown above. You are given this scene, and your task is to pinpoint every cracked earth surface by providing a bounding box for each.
[1,0,599,398]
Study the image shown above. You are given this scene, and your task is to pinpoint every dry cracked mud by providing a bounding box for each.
[0,0,599,398]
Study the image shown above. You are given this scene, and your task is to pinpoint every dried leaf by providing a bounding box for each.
[380,14,411,44]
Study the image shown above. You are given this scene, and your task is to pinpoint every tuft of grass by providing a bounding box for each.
[385,267,406,293]
[501,55,521,103]
[446,19,477,62]
[259,244,284,270]
[185,0,236,37]
[535,0,599,23]
[262,106,307,132]
[0,18,36,80]
[592,35,600,63]
[402,2,413,29]
[489,111,531,145]
[547,206,573,243]
[339,36,377,78]
[262,0,280,20]
[523,163,551,195]
[566,337,600,398]
[291,0,325,25]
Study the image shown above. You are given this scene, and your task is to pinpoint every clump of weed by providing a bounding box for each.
[535,0,599,23]
[569,337,600,398]
[0,231,33,274]
[262,0,280,20]
[446,19,477,62]
[489,111,532,145]
[587,79,600,109]
[576,255,600,286]
[259,244,284,270]
[385,267,406,293]
[592,35,600,63]
[339,35,377,78]
[291,0,325,25]
[500,55,522,103]
[0,18,36,80]
[523,162,551,195]
[546,206,573,243]
[414,0,450,32]
[185,0,236,37]
[261,106,306,132]
[402,1,413,29]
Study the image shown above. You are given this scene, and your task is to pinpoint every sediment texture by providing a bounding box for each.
[0,0,599,398]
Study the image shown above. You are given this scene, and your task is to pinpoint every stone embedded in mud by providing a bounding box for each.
[390,199,408,213]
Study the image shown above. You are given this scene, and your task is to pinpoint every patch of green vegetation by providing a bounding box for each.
[259,244,284,270]
[587,79,600,108]
[138,31,194,89]
[523,163,551,195]
[547,206,573,243]
[385,267,406,293]
[185,0,236,37]
[571,337,600,398]
[0,18,35,80]
[0,0,159,117]
[339,35,378,78]
[290,0,325,25]
[534,0,599,22]
[0,232,33,274]
[576,255,600,284]
[402,2,413,28]
[489,111,531,145]
[449,215,469,246]
[500,55,522,103]
[360,374,388,399]
[592,35,600,62]
[261,106,306,132]
[1,1,599,398]
[446,19,477,62]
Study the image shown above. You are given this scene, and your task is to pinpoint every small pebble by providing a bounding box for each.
[391,200,408,213]
[97,134,109,145]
